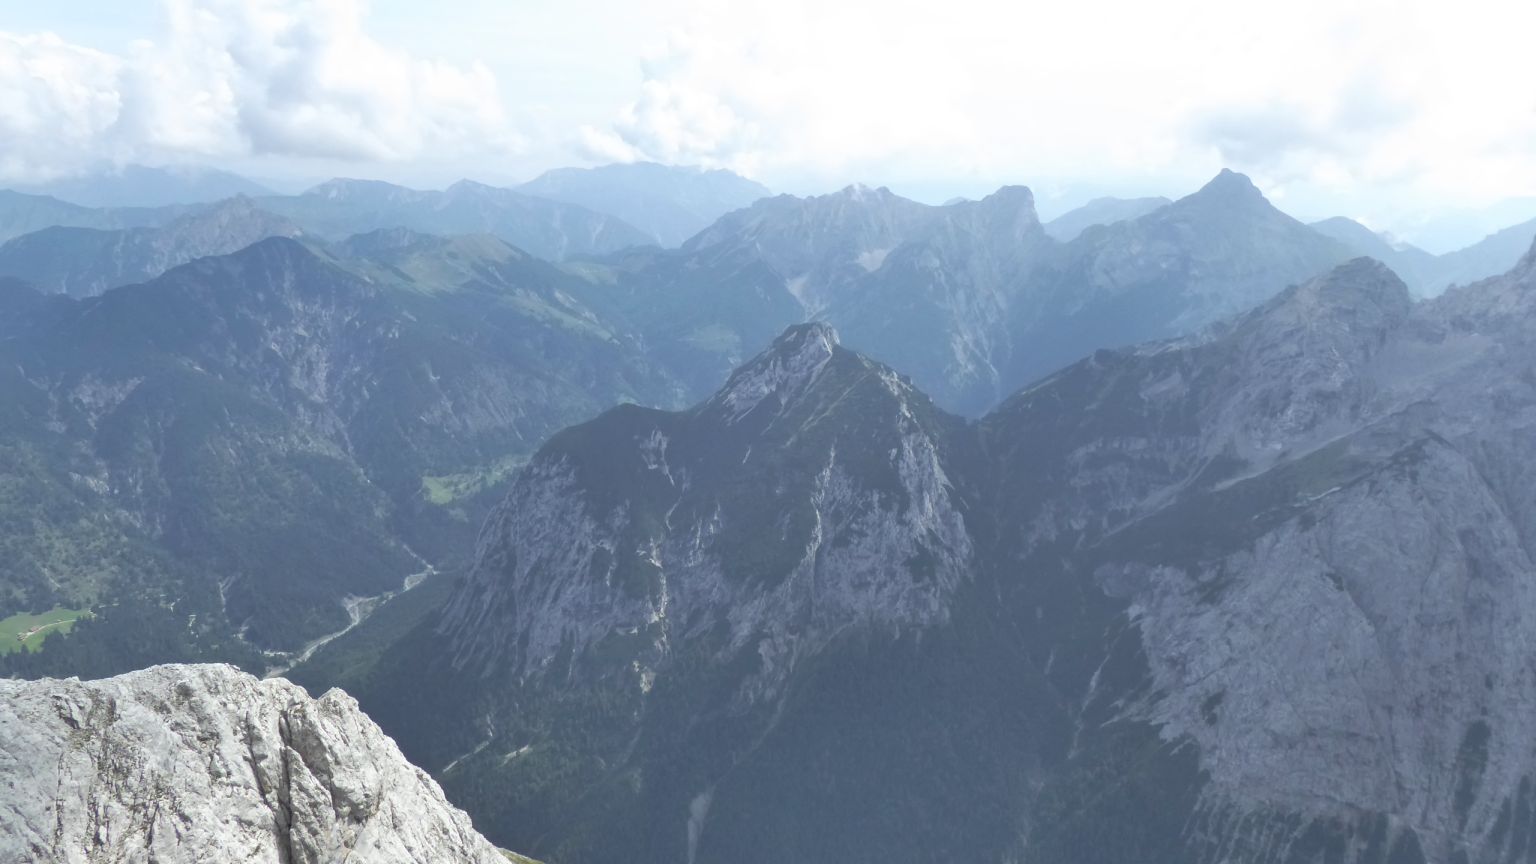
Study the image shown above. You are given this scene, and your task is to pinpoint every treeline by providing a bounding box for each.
[0,592,263,681]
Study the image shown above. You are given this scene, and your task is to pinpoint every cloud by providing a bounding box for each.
[569,0,1536,222]
[574,31,763,173]
[0,0,521,181]
[577,73,758,169]
[0,33,126,180]
[1187,78,1420,189]
[571,14,985,184]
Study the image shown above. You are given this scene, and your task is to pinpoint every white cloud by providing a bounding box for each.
[0,33,125,180]
[6,0,1536,237]
[573,0,1536,227]
[0,0,521,181]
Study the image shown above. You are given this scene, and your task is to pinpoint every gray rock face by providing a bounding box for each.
[444,323,971,700]
[0,664,506,864]
[1036,243,1536,862]
[383,240,1536,863]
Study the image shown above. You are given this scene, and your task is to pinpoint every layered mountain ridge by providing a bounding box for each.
[0,234,686,672]
[321,237,1536,864]
[257,178,653,261]
[519,162,771,247]
[0,197,304,297]
[596,169,1358,414]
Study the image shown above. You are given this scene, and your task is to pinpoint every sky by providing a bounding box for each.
[2,0,1535,249]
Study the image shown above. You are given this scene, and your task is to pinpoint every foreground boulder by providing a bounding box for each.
[0,664,507,864]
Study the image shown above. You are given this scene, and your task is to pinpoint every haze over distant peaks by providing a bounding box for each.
[256,177,653,261]
[1044,195,1172,241]
[1311,212,1536,296]
[0,196,303,297]
[17,164,274,209]
[519,162,771,247]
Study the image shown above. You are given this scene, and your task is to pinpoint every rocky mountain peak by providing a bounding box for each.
[166,195,302,238]
[336,225,442,256]
[1167,168,1280,224]
[775,319,841,351]
[837,183,893,202]
[710,322,840,422]
[445,178,503,198]
[0,664,509,864]
[1193,167,1265,203]
[1210,258,1413,457]
[159,235,367,309]
[440,321,970,702]
[1274,255,1413,324]
[967,184,1042,232]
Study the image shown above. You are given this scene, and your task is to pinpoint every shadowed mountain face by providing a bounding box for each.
[0,235,684,672]
[320,241,1536,864]
[519,162,771,247]
[0,197,303,297]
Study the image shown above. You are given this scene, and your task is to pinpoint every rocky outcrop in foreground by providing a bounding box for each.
[0,664,507,864]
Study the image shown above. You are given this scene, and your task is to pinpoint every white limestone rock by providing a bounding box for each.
[0,664,508,864]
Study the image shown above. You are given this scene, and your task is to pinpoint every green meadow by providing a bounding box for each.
[0,607,91,655]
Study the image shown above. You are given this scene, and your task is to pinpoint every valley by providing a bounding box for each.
[5,160,1536,864]
[0,606,91,655]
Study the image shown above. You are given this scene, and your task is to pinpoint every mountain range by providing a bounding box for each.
[1312,213,1536,296]
[304,237,1536,864]
[0,189,186,244]
[1043,194,1173,241]
[6,165,1533,308]
[592,170,1357,415]
[16,164,275,208]
[255,178,653,261]
[6,166,1536,682]
[8,161,1536,862]
[0,233,687,676]
[519,161,772,247]
[0,162,773,268]
[0,197,303,297]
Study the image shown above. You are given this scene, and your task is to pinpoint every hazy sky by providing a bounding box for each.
[3,0,1535,246]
